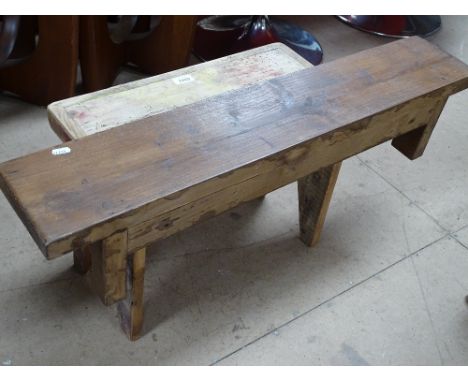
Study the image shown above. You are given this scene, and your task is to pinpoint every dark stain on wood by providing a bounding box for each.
[156,217,179,231]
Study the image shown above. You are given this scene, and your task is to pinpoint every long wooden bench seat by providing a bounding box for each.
[1,37,468,340]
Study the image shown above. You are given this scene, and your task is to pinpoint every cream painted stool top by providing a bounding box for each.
[47,43,311,141]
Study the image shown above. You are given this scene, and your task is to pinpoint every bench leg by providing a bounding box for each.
[392,96,448,160]
[89,231,128,306]
[117,248,146,341]
[73,247,92,274]
[298,162,342,247]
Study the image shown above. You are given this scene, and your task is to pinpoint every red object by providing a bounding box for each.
[232,16,279,53]
[193,16,323,65]
[337,16,441,38]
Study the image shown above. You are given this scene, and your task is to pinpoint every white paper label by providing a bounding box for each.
[172,74,194,85]
[51,147,71,156]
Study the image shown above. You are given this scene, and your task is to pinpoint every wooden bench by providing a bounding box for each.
[1,37,468,341]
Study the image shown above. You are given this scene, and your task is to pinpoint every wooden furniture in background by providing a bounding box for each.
[79,16,198,92]
[0,16,79,105]
[1,38,468,340]
[0,16,197,105]
[0,16,21,66]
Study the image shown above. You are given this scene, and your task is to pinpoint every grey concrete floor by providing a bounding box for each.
[1,16,468,365]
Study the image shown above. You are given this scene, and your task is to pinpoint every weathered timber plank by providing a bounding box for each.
[126,92,443,252]
[48,43,311,140]
[89,231,128,305]
[117,247,146,341]
[1,37,468,258]
[298,163,342,247]
[392,95,449,159]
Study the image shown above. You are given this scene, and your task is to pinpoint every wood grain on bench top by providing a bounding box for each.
[2,37,468,259]
[48,43,311,140]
